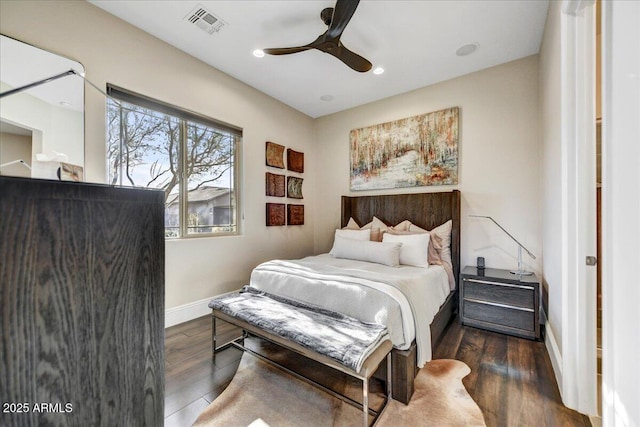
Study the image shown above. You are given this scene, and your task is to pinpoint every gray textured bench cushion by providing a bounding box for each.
[209,287,390,373]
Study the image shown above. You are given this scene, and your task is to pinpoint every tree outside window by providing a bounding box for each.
[106,88,240,238]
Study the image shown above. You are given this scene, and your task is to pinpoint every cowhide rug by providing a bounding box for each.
[193,353,486,427]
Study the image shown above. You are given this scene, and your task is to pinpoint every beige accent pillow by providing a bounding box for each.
[389,219,411,232]
[428,233,444,265]
[363,216,387,242]
[343,217,360,230]
[362,216,387,231]
[334,228,371,241]
[343,216,387,242]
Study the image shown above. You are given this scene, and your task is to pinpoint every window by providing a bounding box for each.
[106,85,241,238]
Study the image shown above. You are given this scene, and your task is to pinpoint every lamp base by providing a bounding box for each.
[510,270,534,276]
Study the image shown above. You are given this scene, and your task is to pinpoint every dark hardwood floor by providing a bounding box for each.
[164,316,591,427]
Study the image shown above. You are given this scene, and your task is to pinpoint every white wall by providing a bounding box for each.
[539,0,564,356]
[0,1,316,310]
[314,56,541,276]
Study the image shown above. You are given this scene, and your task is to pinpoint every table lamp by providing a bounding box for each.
[470,215,536,276]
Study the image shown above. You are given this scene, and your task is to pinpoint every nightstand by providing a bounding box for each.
[460,266,540,340]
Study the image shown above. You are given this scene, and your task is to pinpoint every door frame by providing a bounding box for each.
[558,0,598,415]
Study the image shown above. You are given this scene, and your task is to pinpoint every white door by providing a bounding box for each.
[559,0,598,415]
[601,1,640,425]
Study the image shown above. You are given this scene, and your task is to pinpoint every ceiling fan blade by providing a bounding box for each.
[263,46,313,55]
[326,0,360,39]
[322,43,372,73]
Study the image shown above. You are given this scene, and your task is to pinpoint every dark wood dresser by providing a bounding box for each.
[0,177,165,426]
[460,266,540,340]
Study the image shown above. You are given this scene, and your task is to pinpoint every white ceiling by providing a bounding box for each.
[89,0,549,118]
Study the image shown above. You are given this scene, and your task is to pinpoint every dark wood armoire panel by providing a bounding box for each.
[0,177,165,426]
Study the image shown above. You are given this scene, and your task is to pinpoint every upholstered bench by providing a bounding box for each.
[210,287,393,427]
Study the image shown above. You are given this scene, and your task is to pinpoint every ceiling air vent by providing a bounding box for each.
[185,5,226,35]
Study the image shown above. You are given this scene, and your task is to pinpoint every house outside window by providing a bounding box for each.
[106,85,241,238]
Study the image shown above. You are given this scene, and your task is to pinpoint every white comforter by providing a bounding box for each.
[249,254,450,367]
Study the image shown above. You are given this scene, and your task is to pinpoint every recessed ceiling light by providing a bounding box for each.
[320,95,334,102]
[253,49,265,58]
[373,67,384,75]
[456,43,479,57]
[59,101,72,107]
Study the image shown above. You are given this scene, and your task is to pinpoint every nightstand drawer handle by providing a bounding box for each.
[464,278,535,290]
[464,297,535,312]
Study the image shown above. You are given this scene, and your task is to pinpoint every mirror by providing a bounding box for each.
[0,35,84,179]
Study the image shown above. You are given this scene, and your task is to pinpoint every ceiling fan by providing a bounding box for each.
[263,0,373,73]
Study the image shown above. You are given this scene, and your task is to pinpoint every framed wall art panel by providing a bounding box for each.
[287,204,304,225]
[287,149,304,173]
[266,203,286,226]
[265,172,285,197]
[287,176,303,199]
[265,141,285,169]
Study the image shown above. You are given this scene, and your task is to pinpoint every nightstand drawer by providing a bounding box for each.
[463,299,535,332]
[463,278,534,309]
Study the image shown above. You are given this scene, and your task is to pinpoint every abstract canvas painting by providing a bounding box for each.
[350,107,459,190]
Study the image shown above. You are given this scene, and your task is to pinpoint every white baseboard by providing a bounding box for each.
[165,296,215,328]
[545,321,563,395]
[165,290,242,328]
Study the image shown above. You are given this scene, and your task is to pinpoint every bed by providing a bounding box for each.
[250,190,460,404]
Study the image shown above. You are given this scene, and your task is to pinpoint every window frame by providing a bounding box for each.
[106,84,242,239]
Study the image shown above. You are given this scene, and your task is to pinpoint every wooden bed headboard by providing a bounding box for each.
[341,190,461,287]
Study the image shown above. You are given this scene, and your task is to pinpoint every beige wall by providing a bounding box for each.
[0,1,316,309]
[0,132,32,178]
[314,56,541,275]
[539,0,563,354]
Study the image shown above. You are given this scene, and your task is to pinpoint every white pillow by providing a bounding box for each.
[409,220,452,266]
[334,228,371,241]
[330,237,401,267]
[382,232,431,268]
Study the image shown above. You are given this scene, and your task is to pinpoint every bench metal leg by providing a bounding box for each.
[363,377,369,427]
[386,352,392,398]
[212,313,246,356]
[364,352,394,427]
